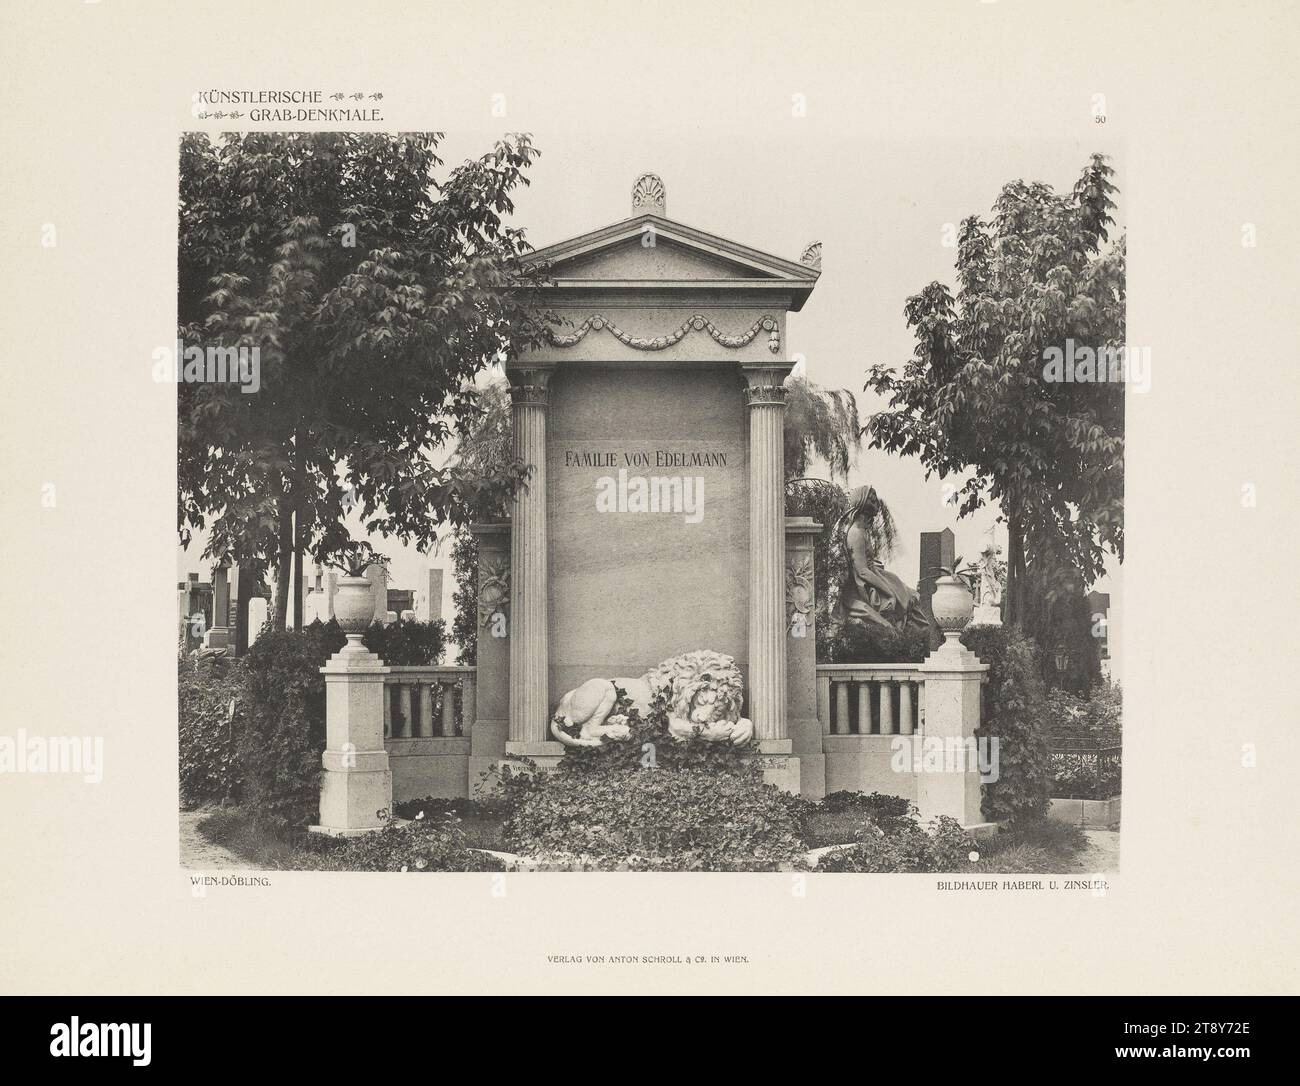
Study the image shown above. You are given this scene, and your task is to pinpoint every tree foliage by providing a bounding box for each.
[783,375,861,482]
[178,132,543,624]
[444,378,513,663]
[864,154,1124,626]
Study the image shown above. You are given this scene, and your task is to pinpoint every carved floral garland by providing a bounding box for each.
[545,313,780,354]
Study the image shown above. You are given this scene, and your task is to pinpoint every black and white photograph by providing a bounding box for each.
[173,133,1125,877]
[1,0,1297,1037]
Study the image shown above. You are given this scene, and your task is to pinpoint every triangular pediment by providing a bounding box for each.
[551,234,776,281]
[524,213,819,290]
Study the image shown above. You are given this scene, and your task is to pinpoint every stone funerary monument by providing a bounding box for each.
[314,174,989,836]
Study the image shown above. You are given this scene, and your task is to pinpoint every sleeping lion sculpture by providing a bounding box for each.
[550,649,754,748]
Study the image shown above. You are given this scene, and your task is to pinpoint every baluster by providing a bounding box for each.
[462,679,475,738]
[879,680,895,735]
[857,679,872,735]
[419,683,434,738]
[398,684,412,739]
[440,683,456,736]
[817,673,831,735]
[899,680,914,736]
[834,680,849,736]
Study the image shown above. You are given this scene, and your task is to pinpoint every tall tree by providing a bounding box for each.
[178,132,542,625]
[863,154,1124,627]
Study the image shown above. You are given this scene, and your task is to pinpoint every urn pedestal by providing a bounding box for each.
[918,575,991,831]
[309,574,392,837]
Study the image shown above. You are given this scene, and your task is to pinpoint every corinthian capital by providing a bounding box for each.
[507,363,556,408]
[741,361,794,407]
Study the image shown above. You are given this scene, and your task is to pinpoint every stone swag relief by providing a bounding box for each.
[562,446,730,524]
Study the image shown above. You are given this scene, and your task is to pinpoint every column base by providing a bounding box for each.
[503,740,565,772]
[787,717,826,799]
[203,626,231,650]
[313,763,392,835]
[491,744,565,789]
[755,739,800,794]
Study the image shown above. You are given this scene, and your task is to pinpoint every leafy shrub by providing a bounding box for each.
[820,621,931,664]
[394,795,497,820]
[798,790,917,847]
[994,816,1087,855]
[968,817,1088,873]
[449,527,479,665]
[502,691,802,870]
[821,790,913,819]
[300,815,503,872]
[502,768,805,870]
[392,795,507,849]
[237,623,346,830]
[816,816,976,872]
[962,625,1052,824]
[1045,681,1122,738]
[973,844,1053,873]
[1051,759,1121,800]
[361,618,447,666]
[178,654,247,808]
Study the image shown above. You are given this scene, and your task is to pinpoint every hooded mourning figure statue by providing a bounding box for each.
[833,485,935,637]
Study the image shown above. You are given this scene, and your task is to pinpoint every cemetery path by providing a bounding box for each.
[178,809,265,870]
[1067,829,1120,873]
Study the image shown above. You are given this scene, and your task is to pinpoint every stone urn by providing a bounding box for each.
[333,575,375,637]
[930,575,974,633]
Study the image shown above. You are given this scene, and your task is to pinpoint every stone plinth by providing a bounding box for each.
[756,738,801,794]
[310,637,392,836]
[204,563,231,649]
[916,632,990,831]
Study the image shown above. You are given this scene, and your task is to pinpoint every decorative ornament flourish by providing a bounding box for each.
[744,384,788,406]
[546,313,780,354]
[785,554,814,632]
[478,559,510,629]
[799,241,822,270]
[631,172,666,215]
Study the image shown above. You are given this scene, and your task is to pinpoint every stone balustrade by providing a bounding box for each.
[381,666,477,803]
[383,666,476,740]
[816,664,925,737]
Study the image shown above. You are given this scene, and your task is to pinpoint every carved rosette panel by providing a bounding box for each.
[785,554,814,632]
[545,313,780,354]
